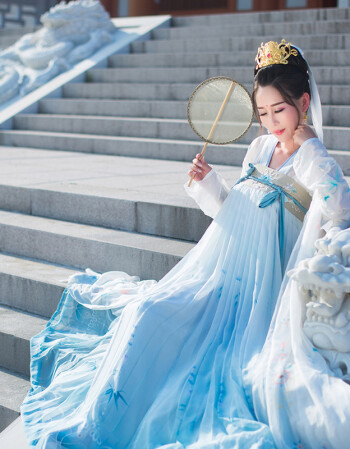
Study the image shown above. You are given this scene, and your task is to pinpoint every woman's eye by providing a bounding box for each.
[259,112,267,117]
[275,108,285,113]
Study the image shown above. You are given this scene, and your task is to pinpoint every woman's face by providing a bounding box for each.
[255,85,308,145]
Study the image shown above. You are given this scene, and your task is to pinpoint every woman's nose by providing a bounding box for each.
[271,114,279,125]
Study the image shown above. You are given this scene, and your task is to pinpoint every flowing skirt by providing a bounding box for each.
[21,182,302,448]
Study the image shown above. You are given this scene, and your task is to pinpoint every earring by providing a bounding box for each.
[303,112,308,124]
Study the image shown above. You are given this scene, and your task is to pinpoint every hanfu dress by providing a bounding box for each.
[21,135,350,449]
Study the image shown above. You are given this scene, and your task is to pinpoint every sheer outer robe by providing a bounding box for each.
[21,135,350,449]
[187,135,350,449]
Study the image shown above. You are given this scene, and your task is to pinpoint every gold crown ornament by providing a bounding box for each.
[255,39,299,71]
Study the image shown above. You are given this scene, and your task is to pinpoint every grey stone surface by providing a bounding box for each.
[0,130,249,166]
[0,417,29,448]
[88,66,350,85]
[61,82,350,105]
[0,210,194,280]
[131,34,350,53]
[110,49,350,68]
[171,8,350,26]
[13,113,350,148]
[0,306,46,377]
[152,20,350,40]
[0,370,29,432]
[38,99,350,127]
[1,130,350,172]
[0,253,72,318]
[0,147,239,240]
[39,99,188,119]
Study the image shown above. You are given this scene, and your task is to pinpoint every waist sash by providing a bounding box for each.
[235,163,312,259]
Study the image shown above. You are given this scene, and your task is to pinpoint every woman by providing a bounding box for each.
[21,40,350,448]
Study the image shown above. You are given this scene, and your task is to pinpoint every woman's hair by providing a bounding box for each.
[252,47,311,126]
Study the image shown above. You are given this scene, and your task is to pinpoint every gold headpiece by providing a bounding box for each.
[255,39,299,71]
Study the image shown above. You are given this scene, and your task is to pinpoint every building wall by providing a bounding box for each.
[102,0,338,17]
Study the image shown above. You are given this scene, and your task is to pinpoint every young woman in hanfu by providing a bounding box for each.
[21,40,350,449]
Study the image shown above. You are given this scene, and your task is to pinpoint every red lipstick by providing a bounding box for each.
[274,129,285,136]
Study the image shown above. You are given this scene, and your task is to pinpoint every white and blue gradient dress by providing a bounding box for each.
[21,136,350,449]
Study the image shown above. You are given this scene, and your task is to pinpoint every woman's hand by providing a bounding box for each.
[293,124,317,147]
[188,154,212,182]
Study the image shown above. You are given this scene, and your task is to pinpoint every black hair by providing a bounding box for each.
[252,46,311,126]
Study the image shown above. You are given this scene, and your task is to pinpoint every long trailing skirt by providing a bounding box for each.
[21,179,302,448]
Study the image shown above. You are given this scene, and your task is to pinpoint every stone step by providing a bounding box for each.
[109,49,350,68]
[39,98,187,119]
[19,97,350,128]
[0,253,71,319]
[171,7,350,26]
[0,210,194,281]
[12,114,350,151]
[13,113,256,143]
[63,82,350,106]
[151,20,350,40]
[0,416,29,449]
[0,306,46,377]
[131,33,350,54]
[0,131,349,175]
[37,99,350,127]
[0,369,29,433]
[0,153,214,242]
[0,130,265,167]
[89,66,350,86]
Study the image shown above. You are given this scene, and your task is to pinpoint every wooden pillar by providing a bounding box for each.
[254,0,280,10]
[99,0,118,17]
[128,0,159,16]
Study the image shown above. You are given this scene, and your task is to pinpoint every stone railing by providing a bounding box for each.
[0,0,57,28]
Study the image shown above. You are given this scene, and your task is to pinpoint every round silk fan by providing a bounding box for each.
[187,76,253,186]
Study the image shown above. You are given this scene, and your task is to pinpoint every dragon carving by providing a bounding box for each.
[0,0,116,105]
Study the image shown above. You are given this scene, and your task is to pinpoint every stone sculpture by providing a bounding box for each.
[0,0,116,105]
[289,227,350,383]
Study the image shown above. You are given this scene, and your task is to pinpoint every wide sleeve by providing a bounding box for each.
[184,168,230,218]
[293,138,350,230]
[184,136,264,218]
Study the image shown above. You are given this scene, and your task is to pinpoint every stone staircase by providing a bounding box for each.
[0,6,350,438]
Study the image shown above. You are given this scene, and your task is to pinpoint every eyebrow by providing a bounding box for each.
[257,101,285,109]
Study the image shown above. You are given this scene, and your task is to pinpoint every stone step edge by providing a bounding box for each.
[109,48,350,60]
[14,113,350,131]
[153,19,350,33]
[0,369,29,434]
[66,80,350,88]
[0,209,194,280]
[0,180,211,243]
[0,416,30,449]
[132,41,350,54]
[0,129,349,153]
[37,98,350,109]
[0,209,193,257]
[133,32,350,46]
[0,252,78,318]
[171,9,349,25]
[0,305,47,378]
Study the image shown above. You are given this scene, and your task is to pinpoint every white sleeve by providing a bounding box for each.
[293,138,350,229]
[184,168,230,219]
[184,136,264,218]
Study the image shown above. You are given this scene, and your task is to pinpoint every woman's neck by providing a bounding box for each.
[276,138,299,154]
